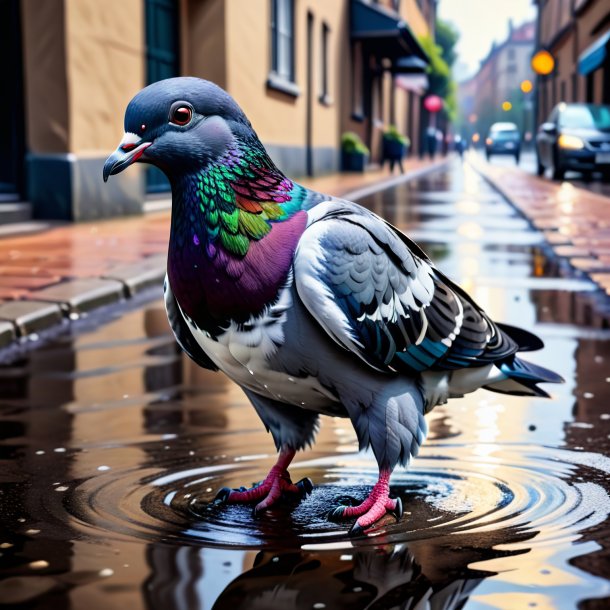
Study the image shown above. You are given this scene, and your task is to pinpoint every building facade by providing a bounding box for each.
[458,21,535,140]
[534,0,610,125]
[2,0,433,222]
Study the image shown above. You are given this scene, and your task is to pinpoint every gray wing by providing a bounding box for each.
[163,275,218,371]
[294,202,518,375]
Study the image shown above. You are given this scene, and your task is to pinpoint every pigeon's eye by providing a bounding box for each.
[169,103,193,126]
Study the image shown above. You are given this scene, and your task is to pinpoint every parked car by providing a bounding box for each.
[536,102,610,180]
[485,122,521,162]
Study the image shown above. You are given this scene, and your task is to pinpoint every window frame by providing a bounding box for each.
[268,0,300,97]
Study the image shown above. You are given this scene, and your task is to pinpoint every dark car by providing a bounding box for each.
[485,122,521,162]
[536,102,610,180]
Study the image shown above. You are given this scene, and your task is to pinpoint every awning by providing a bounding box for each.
[393,56,428,74]
[578,29,610,75]
[396,73,428,94]
[351,0,429,64]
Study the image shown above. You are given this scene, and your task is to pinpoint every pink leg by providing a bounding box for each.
[214,447,313,515]
[328,469,403,536]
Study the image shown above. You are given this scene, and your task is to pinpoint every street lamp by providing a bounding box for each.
[531,50,555,138]
[502,101,512,112]
[520,79,533,94]
[531,50,555,76]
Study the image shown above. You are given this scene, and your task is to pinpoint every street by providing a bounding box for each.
[474,148,610,198]
[1,160,609,609]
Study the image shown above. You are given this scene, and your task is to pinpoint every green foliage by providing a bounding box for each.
[341,131,370,155]
[383,125,411,147]
[435,19,459,68]
[418,34,458,123]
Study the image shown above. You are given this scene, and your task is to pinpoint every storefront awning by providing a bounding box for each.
[351,0,429,64]
[393,56,428,74]
[578,29,610,75]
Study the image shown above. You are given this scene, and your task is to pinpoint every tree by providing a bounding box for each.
[436,19,459,69]
[418,35,457,122]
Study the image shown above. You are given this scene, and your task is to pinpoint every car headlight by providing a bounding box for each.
[558,134,585,150]
[486,138,493,145]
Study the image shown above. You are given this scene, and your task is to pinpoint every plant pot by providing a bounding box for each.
[382,138,406,161]
[341,151,368,172]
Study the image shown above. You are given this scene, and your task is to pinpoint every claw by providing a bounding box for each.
[214,487,233,505]
[295,477,314,498]
[327,505,347,522]
[389,496,403,522]
[349,522,365,538]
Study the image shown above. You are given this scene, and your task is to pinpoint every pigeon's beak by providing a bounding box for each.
[103,132,152,182]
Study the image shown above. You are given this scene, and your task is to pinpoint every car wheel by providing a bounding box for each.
[536,153,545,176]
[552,147,565,181]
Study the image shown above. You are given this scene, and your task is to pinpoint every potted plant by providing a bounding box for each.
[341,132,370,172]
[382,125,410,164]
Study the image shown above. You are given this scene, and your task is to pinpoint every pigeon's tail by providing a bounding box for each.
[484,356,564,398]
[495,322,544,352]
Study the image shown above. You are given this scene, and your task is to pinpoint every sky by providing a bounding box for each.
[437,0,537,81]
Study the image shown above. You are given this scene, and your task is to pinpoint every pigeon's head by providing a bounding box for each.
[103,77,256,183]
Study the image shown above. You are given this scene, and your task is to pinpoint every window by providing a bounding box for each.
[270,0,295,87]
[320,22,330,104]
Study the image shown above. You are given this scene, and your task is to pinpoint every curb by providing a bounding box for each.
[469,157,610,322]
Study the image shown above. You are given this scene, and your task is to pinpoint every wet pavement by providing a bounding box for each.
[1,160,610,609]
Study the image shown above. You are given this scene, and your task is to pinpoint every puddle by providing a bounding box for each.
[1,161,609,609]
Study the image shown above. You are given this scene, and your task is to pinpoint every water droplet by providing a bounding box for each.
[25,529,40,535]
[288,377,295,383]
[55,486,68,492]
[35,450,45,455]
[69,312,80,321]
[339,554,352,561]
[205,487,212,493]
[29,560,49,570]
[54,447,66,453]
[248,369,255,375]
[313,604,326,609]
[188,450,195,456]
[353,587,362,592]
[0,543,13,549]
[583,392,594,399]
[99,568,114,578]
[600,414,610,420]
[97,465,111,471]
[272,556,279,562]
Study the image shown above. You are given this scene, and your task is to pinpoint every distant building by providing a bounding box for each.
[1,0,433,222]
[458,20,535,140]
[534,0,610,125]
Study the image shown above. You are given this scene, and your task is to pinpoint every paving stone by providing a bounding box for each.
[0,321,15,348]
[30,278,125,313]
[103,255,166,297]
[0,300,64,336]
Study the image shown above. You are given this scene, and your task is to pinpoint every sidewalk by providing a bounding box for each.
[0,157,447,348]
[470,154,610,302]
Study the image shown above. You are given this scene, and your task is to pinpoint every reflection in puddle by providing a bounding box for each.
[1,162,609,609]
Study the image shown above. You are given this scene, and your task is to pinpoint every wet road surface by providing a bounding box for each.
[1,160,610,609]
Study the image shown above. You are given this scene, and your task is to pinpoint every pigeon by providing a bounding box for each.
[103,77,563,535]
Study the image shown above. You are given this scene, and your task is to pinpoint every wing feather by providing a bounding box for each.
[294,204,518,375]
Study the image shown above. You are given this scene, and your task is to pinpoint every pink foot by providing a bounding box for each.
[213,448,313,515]
[328,470,403,536]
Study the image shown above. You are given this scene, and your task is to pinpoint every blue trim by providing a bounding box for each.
[578,29,610,76]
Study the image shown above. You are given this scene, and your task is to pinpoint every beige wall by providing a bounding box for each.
[65,0,145,154]
[21,0,69,153]
[224,0,343,151]
[183,0,227,89]
[21,0,144,155]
